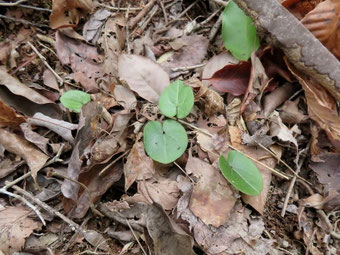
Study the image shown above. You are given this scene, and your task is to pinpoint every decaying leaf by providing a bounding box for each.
[279,99,309,124]
[270,115,298,147]
[114,85,137,111]
[146,203,196,255]
[207,61,251,96]
[124,141,155,191]
[55,31,105,92]
[0,100,26,127]
[186,156,237,227]
[83,230,109,251]
[20,123,49,154]
[0,128,48,181]
[0,206,42,254]
[83,9,111,44]
[50,0,95,29]
[118,54,170,103]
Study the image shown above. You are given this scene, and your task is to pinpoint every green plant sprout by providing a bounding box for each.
[143,80,263,196]
[60,90,91,113]
[222,0,260,61]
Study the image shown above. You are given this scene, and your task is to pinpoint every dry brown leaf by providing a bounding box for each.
[42,69,59,91]
[0,128,48,181]
[0,69,53,105]
[302,0,340,58]
[118,54,170,103]
[0,100,26,127]
[146,203,196,255]
[83,9,111,44]
[0,206,42,254]
[288,64,340,151]
[83,230,109,251]
[279,99,309,124]
[55,31,104,92]
[270,115,298,147]
[50,0,95,29]
[124,141,155,191]
[0,158,23,179]
[20,123,49,154]
[138,176,180,211]
[186,156,237,227]
[113,85,137,111]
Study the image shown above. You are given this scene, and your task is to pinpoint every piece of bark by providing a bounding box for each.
[232,0,340,102]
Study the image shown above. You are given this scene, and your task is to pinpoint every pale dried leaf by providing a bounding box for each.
[83,9,111,43]
[270,115,298,147]
[0,100,26,127]
[20,123,49,154]
[0,128,48,180]
[186,156,237,227]
[42,69,59,91]
[0,206,41,254]
[124,141,155,191]
[28,112,78,143]
[114,85,137,111]
[118,54,170,103]
[84,230,109,251]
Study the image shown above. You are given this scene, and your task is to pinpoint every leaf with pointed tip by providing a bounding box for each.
[60,90,91,113]
[219,151,263,196]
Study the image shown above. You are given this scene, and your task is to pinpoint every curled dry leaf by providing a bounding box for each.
[186,156,237,227]
[50,0,95,29]
[118,54,170,103]
[301,0,340,58]
[56,31,104,92]
[0,206,42,254]
[206,61,251,96]
[114,85,137,111]
[146,203,196,255]
[270,115,298,147]
[83,9,111,44]
[20,123,49,154]
[201,51,238,87]
[28,112,78,143]
[279,99,309,124]
[288,64,340,151]
[124,141,155,191]
[42,69,59,91]
[83,230,109,251]
[0,128,48,181]
[0,100,26,127]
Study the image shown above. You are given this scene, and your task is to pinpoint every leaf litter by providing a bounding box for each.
[0,0,340,254]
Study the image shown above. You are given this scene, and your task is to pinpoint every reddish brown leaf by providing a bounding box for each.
[0,100,26,127]
[206,61,251,96]
[50,0,95,29]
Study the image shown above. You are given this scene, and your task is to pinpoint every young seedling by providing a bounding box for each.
[222,0,260,60]
[60,90,91,113]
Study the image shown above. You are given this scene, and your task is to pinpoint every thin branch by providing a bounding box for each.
[97,2,142,11]
[126,219,148,255]
[0,187,46,225]
[129,0,157,29]
[0,0,27,6]
[209,0,229,6]
[0,14,49,28]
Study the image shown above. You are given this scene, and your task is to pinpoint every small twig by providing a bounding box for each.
[125,5,131,54]
[158,0,168,23]
[171,63,206,72]
[27,41,63,86]
[136,5,159,35]
[129,0,157,29]
[209,9,224,41]
[12,185,80,231]
[125,219,148,255]
[97,2,142,11]
[0,188,46,225]
[166,0,200,26]
[99,150,130,176]
[174,162,195,183]
[0,0,27,6]
[17,4,51,12]
[305,227,317,255]
[209,0,229,6]
[0,14,49,28]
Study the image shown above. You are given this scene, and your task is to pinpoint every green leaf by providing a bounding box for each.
[218,151,263,196]
[60,90,91,113]
[222,0,260,61]
[143,120,188,164]
[158,80,194,119]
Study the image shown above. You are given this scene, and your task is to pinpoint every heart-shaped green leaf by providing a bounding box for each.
[60,90,91,113]
[158,80,194,119]
[222,0,260,61]
[218,151,263,196]
[143,120,188,164]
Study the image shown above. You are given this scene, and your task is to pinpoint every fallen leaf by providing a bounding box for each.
[56,31,105,92]
[98,14,126,78]
[138,176,180,211]
[20,123,49,154]
[0,100,26,127]
[0,128,48,181]
[160,34,209,77]
[114,85,137,111]
[84,230,109,251]
[50,0,95,29]
[28,112,78,143]
[206,61,251,96]
[270,115,298,147]
[279,99,309,124]
[83,9,111,43]
[124,141,155,191]
[42,69,59,91]
[301,0,340,58]
[186,156,237,227]
[118,54,170,103]
[0,158,23,179]
[146,203,196,255]
[0,206,42,254]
